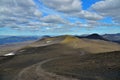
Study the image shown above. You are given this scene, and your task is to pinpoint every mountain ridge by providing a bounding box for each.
[16,35,120,54]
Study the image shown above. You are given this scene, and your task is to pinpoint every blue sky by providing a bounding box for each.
[0,0,120,36]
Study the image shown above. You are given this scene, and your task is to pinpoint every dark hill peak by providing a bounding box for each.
[86,33,108,41]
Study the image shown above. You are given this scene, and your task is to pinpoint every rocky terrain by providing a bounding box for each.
[0,35,120,80]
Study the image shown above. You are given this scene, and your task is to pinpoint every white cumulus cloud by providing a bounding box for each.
[40,15,68,24]
[41,0,82,13]
[0,0,42,28]
[91,0,120,24]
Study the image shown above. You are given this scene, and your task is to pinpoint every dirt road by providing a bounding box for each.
[16,58,78,80]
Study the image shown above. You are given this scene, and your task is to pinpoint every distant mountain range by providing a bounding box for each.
[85,34,108,41]
[76,33,108,41]
[0,36,40,45]
[103,33,120,41]
[0,33,120,45]
[76,33,120,44]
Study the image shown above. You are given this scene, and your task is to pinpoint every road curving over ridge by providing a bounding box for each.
[15,57,78,80]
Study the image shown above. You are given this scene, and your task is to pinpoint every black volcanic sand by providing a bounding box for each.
[42,51,120,80]
[0,44,83,80]
[0,43,120,80]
